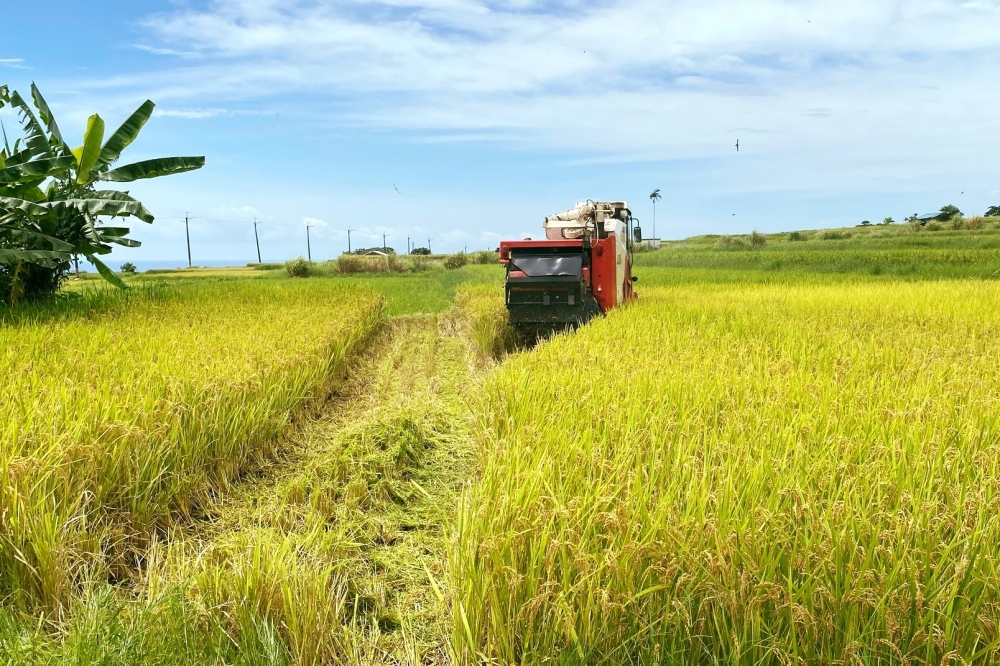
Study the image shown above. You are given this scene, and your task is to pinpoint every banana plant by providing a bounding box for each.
[0,83,204,295]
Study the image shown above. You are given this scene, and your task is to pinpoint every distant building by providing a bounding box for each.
[642,239,661,249]
[914,213,940,225]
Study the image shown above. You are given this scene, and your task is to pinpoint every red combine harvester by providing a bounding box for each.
[499,201,639,335]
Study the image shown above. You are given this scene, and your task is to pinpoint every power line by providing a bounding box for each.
[159,214,457,258]
[188,216,300,227]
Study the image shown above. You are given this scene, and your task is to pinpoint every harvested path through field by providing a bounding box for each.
[149,314,482,664]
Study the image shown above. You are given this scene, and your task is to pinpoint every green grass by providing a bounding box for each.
[68,264,504,316]
[327,265,501,316]
[638,225,1000,282]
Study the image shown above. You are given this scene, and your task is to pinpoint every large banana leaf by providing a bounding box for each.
[0,195,155,222]
[0,248,70,267]
[101,235,141,248]
[0,224,76,252]
[6,183,47,203]
[76,114,105,184]
[95,100,155,172]
[5,90,52,158]
[86,254,126,289]
[1,145,41,169]
[85,189,154,222]
[0,156,76,183]
[65,196,152,222]
[30,84,70,154]
[100,156,204,182]
[90,226,132,238]
[0,196,53,217]
[90,226,141,248]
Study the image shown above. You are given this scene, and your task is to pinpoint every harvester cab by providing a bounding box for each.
[499,201,637,335]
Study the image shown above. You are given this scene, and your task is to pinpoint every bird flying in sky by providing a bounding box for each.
[735,139,739,152]
[393,183,401,194]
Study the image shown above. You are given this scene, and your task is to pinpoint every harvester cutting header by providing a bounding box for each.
[499,201,638,335]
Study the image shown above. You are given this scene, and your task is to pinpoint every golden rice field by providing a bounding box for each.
[0,282,383,610]
[5,256,1000,665]
[454,281,1000,664]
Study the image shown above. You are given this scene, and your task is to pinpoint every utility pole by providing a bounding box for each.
[305,223,313,262]
[347,228,353,254]
[407,236,411,254]
[253,218,261,264]
[382,233,387,252]
[428,238,432,254]
[185,212,192,267]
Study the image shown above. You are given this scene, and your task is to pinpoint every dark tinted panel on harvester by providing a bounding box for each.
[510,254,583,277]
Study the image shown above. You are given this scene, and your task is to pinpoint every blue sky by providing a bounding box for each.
[2,0,999,263]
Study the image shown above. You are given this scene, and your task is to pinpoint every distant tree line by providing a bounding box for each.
[349,246,396,255]
[866,204,1000,228]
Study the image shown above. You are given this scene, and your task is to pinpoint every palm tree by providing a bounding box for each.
[649,189,661,239]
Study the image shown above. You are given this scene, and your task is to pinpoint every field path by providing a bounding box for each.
[148,314,482,664]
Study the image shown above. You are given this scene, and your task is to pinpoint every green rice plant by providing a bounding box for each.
[384,253,405,273]
[0,584,281,666]
[470,251,496,265]
[444,253,469,270]
[336,255,365,274]
[453,281,1000,664]
[0,280,383,610]
[818,228,851,240]
[452,284,514,360]
[409,255,432,272]
[285,257,312,277]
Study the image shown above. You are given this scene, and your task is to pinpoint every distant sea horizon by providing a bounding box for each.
[86,259,261,273]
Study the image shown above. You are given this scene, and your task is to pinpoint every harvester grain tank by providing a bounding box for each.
[499,201,638,334]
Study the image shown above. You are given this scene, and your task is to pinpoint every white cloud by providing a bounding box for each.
[153,107,276,119]
[155,108,229,119]
[303,216,327,227]
[38,0,1000,259]
[100,0,997,170]
[133,44,198,58]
